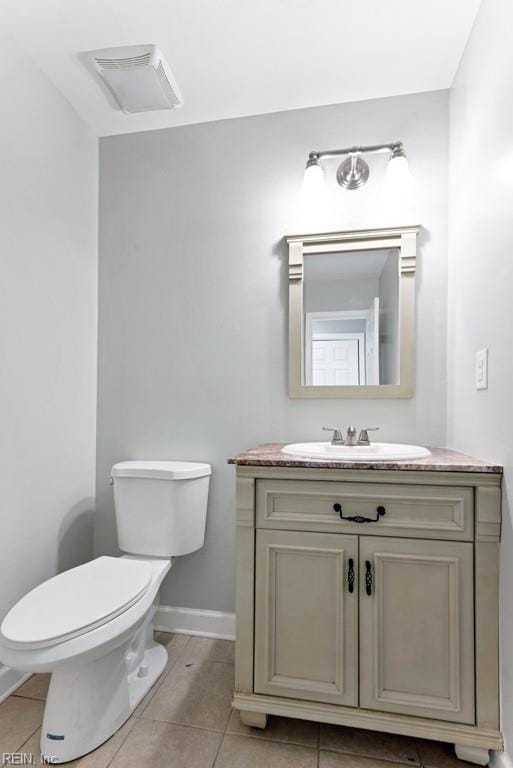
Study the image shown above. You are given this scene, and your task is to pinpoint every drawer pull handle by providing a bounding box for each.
[365,560,373,596]
[347,558,355,593]
[334,503,386,524]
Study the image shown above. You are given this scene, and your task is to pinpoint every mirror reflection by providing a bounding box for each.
[303,249,400,386]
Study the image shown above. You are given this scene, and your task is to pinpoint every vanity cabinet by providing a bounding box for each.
[229,447,503,763]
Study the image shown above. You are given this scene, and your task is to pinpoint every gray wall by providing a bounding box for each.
[0,37,98,623]
[447,0,513,756]
[97,90,449,612]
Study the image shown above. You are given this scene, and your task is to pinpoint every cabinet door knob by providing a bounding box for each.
[347,558,355,594]
[365,560,373,596]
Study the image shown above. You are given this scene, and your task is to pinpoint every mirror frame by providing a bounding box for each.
[287,225,421,399]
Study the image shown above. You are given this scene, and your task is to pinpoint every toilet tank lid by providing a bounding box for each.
[111,460,212,480]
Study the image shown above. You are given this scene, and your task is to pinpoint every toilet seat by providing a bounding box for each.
[1,556,152,650]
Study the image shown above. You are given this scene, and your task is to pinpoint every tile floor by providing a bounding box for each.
[0,633,484,767]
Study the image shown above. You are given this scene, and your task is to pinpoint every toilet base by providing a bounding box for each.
[40,633,167,763]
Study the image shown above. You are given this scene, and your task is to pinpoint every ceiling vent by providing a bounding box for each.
[87,44,182,113]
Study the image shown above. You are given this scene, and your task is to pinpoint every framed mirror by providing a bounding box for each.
[287,225,420,398]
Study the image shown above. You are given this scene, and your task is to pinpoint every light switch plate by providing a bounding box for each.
[475,348,488,390]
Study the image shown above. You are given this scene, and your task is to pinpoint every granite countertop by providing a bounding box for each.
[228,443,503,474]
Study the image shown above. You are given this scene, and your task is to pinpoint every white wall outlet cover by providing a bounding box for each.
[475,348,488,390]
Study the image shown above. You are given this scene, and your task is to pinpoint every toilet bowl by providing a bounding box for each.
[0,460,211,764]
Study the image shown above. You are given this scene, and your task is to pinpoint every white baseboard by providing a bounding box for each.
[155,605,235,640]
[0,664,31,703]
[491,750,513,768]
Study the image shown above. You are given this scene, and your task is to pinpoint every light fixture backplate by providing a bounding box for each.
[336,155,370,190]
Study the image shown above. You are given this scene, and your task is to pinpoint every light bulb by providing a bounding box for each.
[299,158,329,225]
[302,160,326,197]
[385,153,412,195]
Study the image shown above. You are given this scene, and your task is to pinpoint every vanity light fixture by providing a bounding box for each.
[303,141,410,193]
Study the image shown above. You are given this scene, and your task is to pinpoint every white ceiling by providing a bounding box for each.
[2,0,481,137]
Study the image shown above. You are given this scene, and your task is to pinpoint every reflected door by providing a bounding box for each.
[312,338,360,385]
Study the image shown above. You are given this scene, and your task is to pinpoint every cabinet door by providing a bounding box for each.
[360,536,474,724]
[255,529,358,706]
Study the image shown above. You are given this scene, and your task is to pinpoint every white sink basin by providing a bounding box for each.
[282,442,432,462]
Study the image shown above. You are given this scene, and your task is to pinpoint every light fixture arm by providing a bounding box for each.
[308,141,403,162]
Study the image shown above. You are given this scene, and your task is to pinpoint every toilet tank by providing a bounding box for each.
[111,461,211,557]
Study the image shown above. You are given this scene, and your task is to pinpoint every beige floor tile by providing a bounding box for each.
[320,752,408,768]
[154,631,191,657]
[226,710,319,748]
[320,725,420,765]
[215,734,317,768]
[110,718,222,768]
[133,632,191,716]
[141,658,234,731]
[416,739,482,768]
[183,637,235,664]
[17,716,136,766]
[13,674,51,701]
[133,655,180,717]
[0,696,44,753]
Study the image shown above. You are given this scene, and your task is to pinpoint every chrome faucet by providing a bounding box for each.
[323,426,380,446]
[345,425,358,446]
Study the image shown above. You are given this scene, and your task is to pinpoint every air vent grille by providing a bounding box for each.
[88,44,183,113]
[94,53,152,70]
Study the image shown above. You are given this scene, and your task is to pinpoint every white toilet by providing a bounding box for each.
[0,460,211,764]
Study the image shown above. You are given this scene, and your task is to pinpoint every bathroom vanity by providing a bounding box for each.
[229,444,503,764]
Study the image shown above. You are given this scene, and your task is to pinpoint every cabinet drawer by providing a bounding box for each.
[256,480,474,540]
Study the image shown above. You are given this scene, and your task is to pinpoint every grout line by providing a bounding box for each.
[223,707,232,735]
[221,732,318,753]
[175,635,192,656]
[12,693,47,701]
[165,632,235,666]
[136,714,229,734]
[103,718,139,768]
[212,729,227,768]
[135,654,180,717]
[16,723,44,756]
[221,707,232,734]
[223,727,320,750]
[319,747,421,766]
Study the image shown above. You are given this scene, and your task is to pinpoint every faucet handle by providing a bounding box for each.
[322,427,344,444]
[358,427,380,445]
